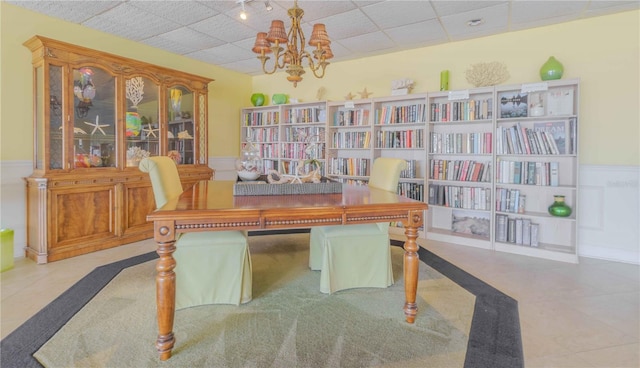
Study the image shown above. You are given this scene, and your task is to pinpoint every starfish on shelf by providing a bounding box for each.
[84,115,109,135]
[142,123,158,138]
[358,88,373,99]
[344,92,356,100]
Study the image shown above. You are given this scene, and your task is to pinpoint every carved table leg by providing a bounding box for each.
[155,222,177,361]
[403,210,424,323]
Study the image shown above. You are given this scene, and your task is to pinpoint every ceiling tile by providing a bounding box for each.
[338,30,395,54]
[274,1,358,22]
[317,9,379,40]
[511,0,588,27]
[6,0,121,23]
[430,1,507,17]
[360,1,437,29]
[152,27,226,52]
[82,3,182,41]
[385,19,448,47]
[187,43,256,65]
[189,13,260,43]
[129,1,218,26]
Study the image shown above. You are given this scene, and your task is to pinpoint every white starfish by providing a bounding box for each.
[142,123,158,138]
[84,115,109,135]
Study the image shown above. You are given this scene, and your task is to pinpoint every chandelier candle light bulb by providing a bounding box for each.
[252,0,333,87]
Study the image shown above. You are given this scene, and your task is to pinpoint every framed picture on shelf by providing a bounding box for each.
[451,209,490,238]
[528,92,545,117]
[498,92,528,118]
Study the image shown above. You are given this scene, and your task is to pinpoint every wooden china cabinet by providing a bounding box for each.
[23,36,214,263]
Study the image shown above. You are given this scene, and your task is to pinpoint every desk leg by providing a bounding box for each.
[154,222,177,361]
[403,210,423,324]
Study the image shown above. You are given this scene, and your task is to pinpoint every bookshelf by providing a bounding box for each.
[240,101,327,175]
[493,79,579,263]
[239,78,580,263]
[426,87,495,250]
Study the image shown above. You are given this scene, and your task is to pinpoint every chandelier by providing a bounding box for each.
[252,0,333,87]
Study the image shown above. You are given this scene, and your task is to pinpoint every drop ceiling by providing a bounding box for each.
[8,0,639,75]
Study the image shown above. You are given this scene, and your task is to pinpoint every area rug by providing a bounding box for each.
[1,231,523,368]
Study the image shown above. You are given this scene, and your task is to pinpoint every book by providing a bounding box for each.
[499,92,528,118]
[549,161,559,186]
[546,88,574,116]
[534,121,567,154]
[522,219,532,246]
[530,223,540,247]
[515,218,523,244]
[495,214,508,242]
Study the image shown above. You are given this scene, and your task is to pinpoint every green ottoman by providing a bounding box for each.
[1,229,15,272]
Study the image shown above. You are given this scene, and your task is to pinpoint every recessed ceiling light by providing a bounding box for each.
[467,18,485,27]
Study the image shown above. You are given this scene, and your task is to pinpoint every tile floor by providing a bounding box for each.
[1,236,638,367]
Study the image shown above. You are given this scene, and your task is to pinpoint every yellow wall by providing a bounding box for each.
[2,4,639,166]
[253,10,640,166]
[0,3,251,161]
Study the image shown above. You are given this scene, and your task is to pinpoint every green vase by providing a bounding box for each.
[548,195,572,217]
[272,94,287,105]
[250,93,265,107]
[540,56,564,81]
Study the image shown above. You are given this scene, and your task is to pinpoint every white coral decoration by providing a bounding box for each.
[465,62,510,87]
[126,77,144,106]
[126,146,150,160]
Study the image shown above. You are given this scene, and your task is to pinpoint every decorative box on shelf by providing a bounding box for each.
[233,176,342,196]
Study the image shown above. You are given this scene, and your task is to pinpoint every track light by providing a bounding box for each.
[237,0,248,20]
[264,1,273,11]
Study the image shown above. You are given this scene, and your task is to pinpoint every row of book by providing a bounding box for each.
[429,159,492,183]
[496,159,559,186]
[253,142,278,160]
[248,127,279,143]
[429,98,493,122]
[428,184,492,210]
[496,121,570,155]
[495,188,526,213]
[329,158,371,176]
[397,182,424,201]
[282,127,325,142]
[243,111,280,126]
[400,160,420,179]
[280,142,326,160]
[495,214,539,247]
[280,159,326,176]
[375,129,425,149]
[430,132,493,154]
[332,109,371,126]
[374,104,426,125]
[330,131,371,149]
[283,107,325,124]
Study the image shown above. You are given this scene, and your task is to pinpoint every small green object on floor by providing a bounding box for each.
[1,228,15,272]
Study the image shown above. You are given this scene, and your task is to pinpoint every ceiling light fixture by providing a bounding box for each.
[237,0,248,20]
[264,1,273,12]
[252,0,332,87]
[467,18,484,27]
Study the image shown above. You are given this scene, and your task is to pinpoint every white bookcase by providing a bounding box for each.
[426,86,495,250]
[239,78,580,263]
[493,79,579,263]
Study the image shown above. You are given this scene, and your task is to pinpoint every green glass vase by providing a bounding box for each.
[540,56,564,81]
[250,93,265,107]
[548,195,572,217]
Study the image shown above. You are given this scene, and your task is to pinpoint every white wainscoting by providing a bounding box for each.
[578,165,639,264]
[2,160,639,264]
[0,161,32,259]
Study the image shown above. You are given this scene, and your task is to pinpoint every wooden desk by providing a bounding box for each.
[147,180,428,361]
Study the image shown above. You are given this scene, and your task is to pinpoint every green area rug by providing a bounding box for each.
[33,233,475,367]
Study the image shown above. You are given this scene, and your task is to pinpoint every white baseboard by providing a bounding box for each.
[2,160,638,264]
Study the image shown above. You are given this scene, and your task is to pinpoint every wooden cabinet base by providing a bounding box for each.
[25,166,212,264]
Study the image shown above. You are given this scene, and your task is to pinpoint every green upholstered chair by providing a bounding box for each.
[139,157,252,309]
[309,157,407,294]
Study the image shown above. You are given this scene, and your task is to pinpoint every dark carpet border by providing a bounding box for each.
[1,230,523,368]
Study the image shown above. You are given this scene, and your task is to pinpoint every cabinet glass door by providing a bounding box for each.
[72,66,116,168]
[125,76,160,167]
[46,65,63,170]
[167,85,195,164]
